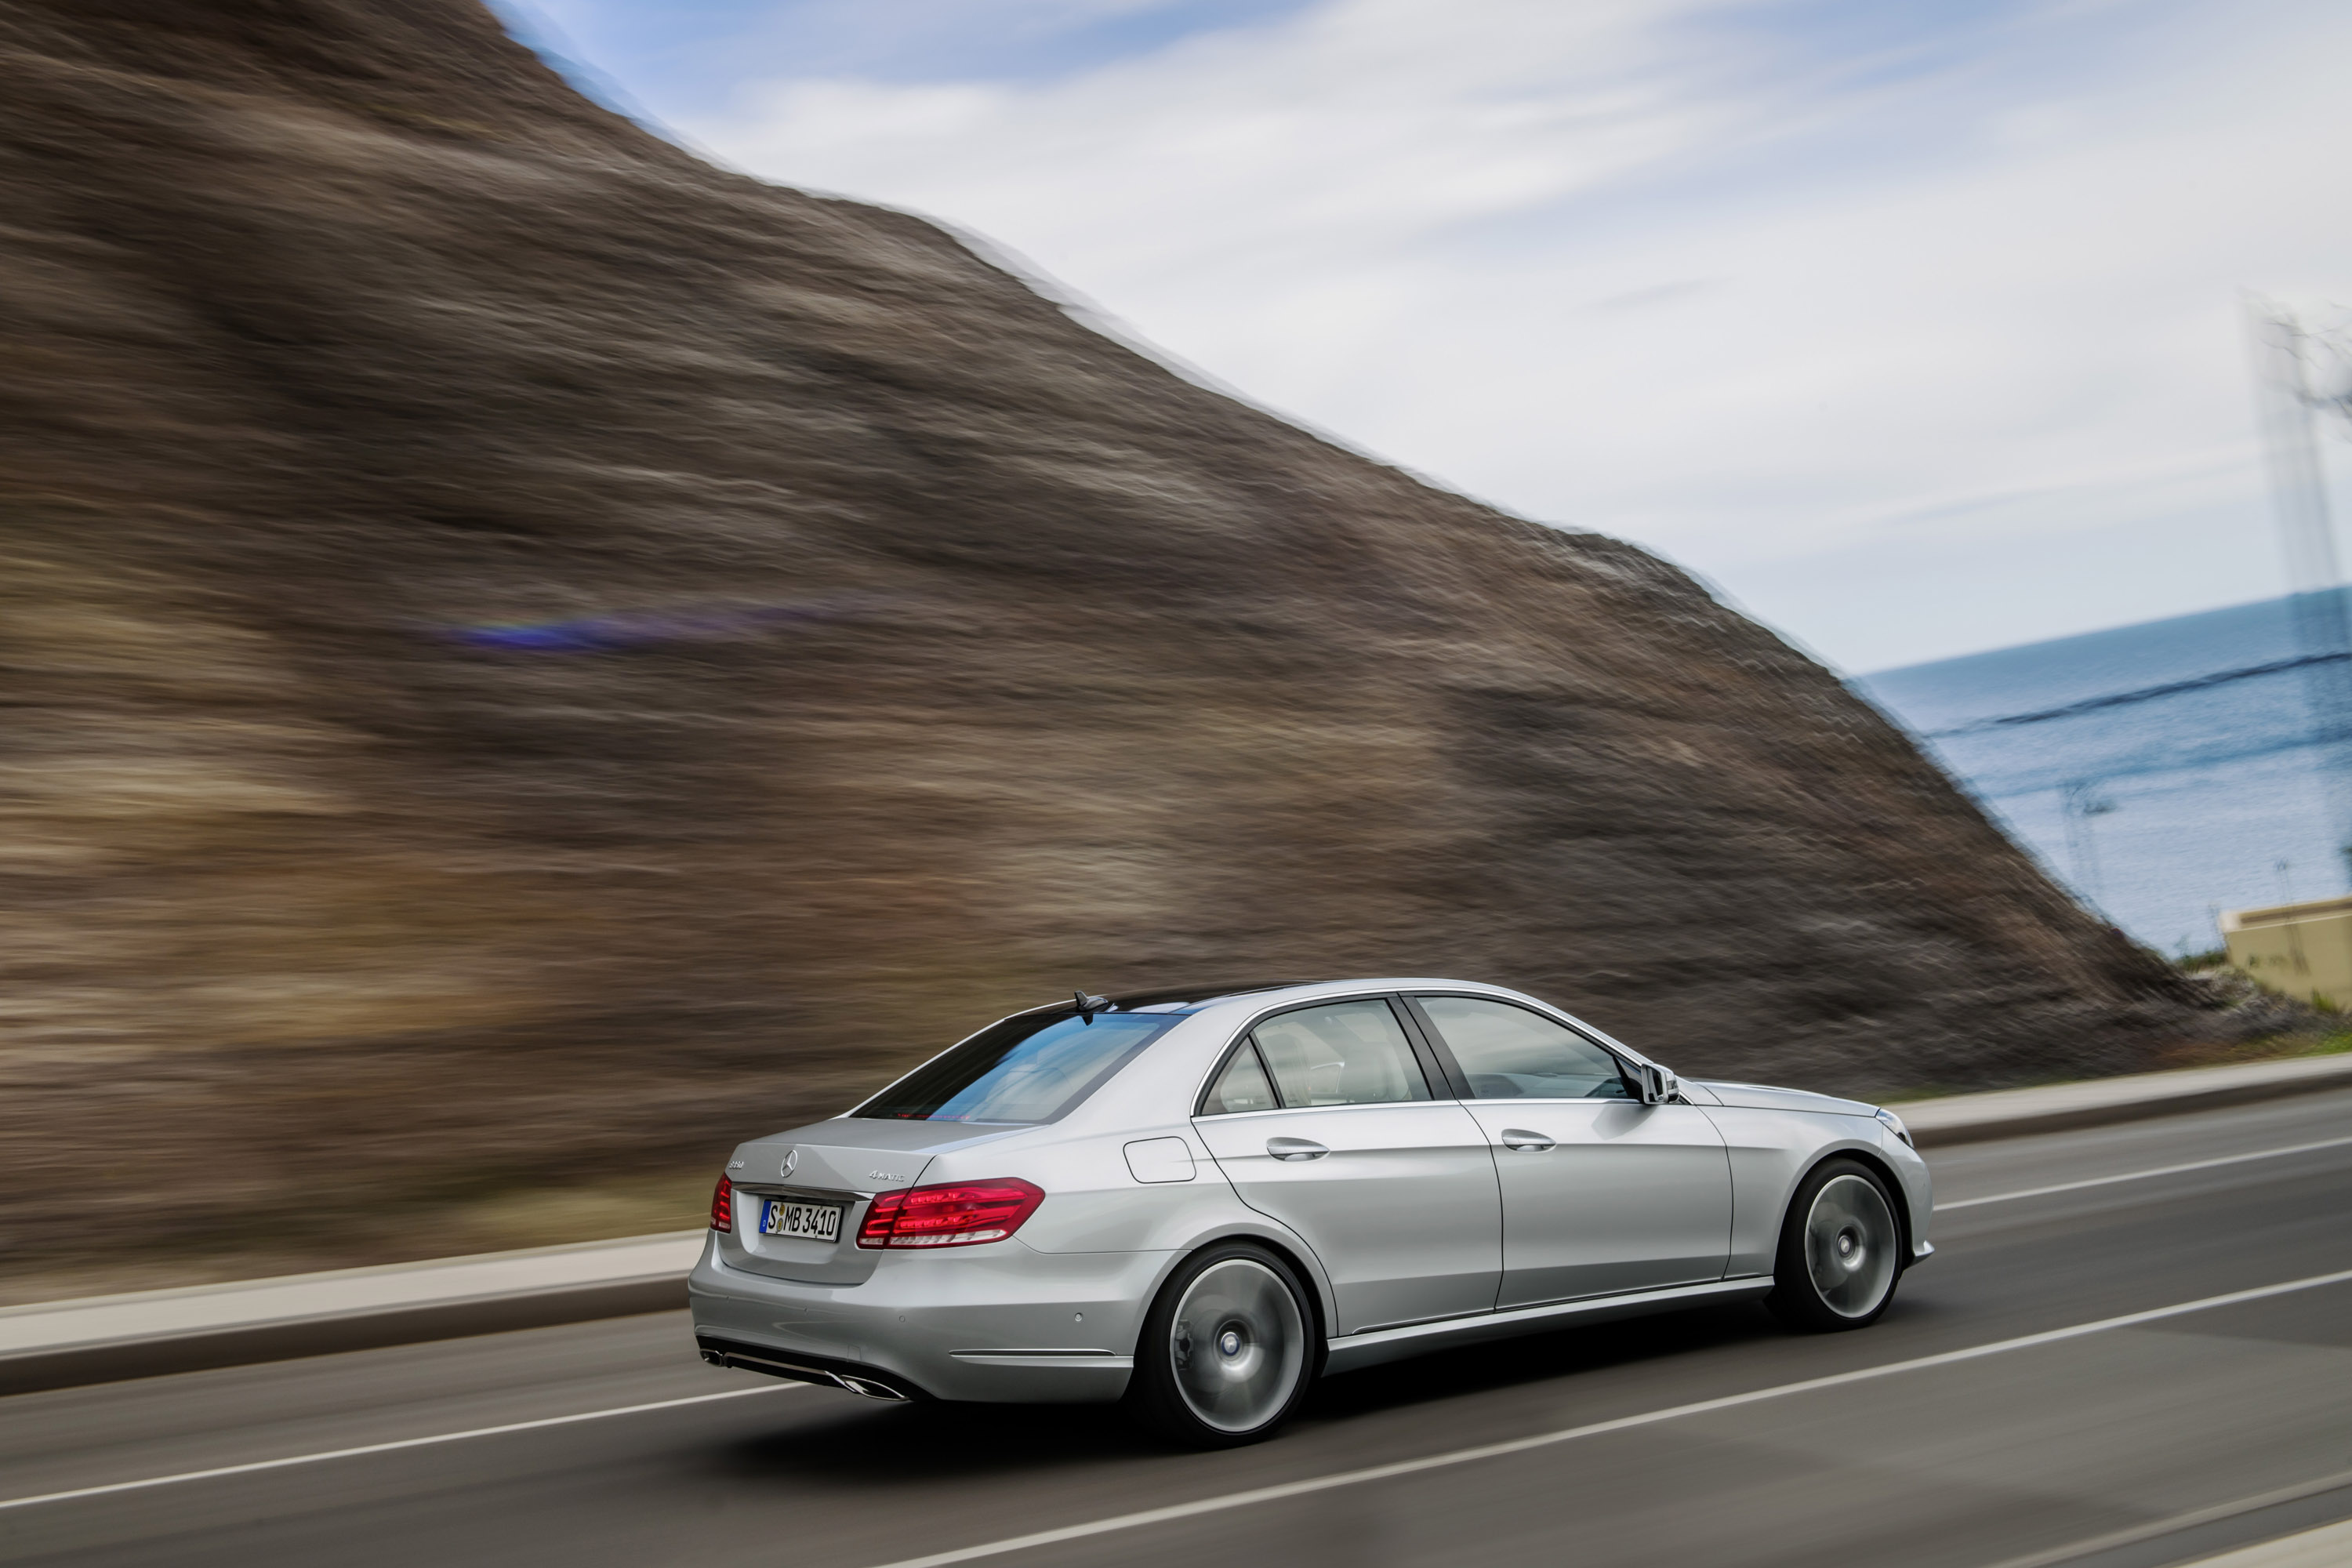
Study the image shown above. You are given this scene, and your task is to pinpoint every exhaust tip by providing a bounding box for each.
[835,1375,911,1403]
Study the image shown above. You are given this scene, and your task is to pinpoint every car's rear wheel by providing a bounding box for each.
[1125,1242,1314,1447]
[1767,1158,1904,1331]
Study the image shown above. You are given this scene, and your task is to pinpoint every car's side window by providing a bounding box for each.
[1414,996,1632,1101]
[1201,1041,1280,1115]
[1250,999,1432,1108]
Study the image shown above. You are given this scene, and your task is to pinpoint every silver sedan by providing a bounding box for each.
[689,978,1933,1446]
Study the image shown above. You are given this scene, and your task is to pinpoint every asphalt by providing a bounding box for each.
[5,1088,2351,1568]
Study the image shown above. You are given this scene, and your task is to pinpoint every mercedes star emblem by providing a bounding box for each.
[779,1148,799,1179]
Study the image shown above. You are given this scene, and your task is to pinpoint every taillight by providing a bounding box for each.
[710,1174,732,1232]
[856,1178,1044,1249]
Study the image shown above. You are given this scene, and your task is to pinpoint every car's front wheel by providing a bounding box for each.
[1125,1242,1315,1447]
[1767,1158,1905,1331]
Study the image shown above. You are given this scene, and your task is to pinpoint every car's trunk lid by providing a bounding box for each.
[717,1118,1025,1285]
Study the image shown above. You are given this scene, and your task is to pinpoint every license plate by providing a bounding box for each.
[760,1198,842,1242]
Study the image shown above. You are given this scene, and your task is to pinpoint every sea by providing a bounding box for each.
[1851,591,2352,956]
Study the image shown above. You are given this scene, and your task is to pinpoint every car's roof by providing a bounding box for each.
[1018,976,1541,1020]
[1105,981,1323,1013]
[991,981,1324,1021]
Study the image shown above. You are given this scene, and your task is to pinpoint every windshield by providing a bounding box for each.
[855,1011,1177,1123]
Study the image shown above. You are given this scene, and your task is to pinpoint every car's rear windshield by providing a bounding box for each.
[855,1011,1178,1123]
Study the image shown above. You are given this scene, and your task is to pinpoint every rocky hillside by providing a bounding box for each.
[0,0,2223,1275]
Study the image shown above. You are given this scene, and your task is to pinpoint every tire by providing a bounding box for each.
[1766,1158,1905,1332]
[1124,1241,1316,1448]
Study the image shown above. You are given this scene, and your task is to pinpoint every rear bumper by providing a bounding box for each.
[686,1233,1167,1403]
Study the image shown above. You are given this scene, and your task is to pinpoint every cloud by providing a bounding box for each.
[663,0,2352,670]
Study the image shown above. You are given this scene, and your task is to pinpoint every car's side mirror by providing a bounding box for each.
[1632,1062,1682,1105]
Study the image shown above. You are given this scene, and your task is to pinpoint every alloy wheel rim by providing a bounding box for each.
[1804,1174,1897,1318]
[1170,1258,1305,1432]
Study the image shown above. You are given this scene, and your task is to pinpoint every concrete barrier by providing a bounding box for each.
[0,1232,702,1397]
[1898,1051,2352,1146]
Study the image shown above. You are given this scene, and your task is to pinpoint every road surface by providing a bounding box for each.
[6,1087,2351,1568]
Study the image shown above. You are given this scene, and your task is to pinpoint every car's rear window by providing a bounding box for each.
[855,1011,1178,1123]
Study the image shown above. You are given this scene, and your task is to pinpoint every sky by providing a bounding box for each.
[494,0,2352,674]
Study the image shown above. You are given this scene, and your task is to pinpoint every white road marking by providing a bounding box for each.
[1935,1134,2352,1210]
[1976,1467,2352,1568]
[858,1266,2352,1568]
[0,1383,798,1513]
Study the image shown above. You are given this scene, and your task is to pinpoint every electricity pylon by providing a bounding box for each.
[2248,299,2352,891]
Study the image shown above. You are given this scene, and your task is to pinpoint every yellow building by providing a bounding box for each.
[2220,894,2352,1008]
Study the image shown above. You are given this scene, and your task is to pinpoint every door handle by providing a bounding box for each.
[1266,1137,1330,1161]
[1500,1129,1556,1151]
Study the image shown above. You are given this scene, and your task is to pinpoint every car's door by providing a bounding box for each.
[1192,996,1503,1334]
[1406,994,1731,1308]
